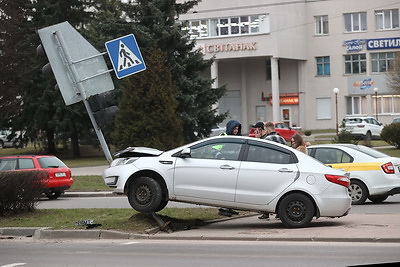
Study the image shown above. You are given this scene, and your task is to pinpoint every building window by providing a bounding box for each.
[375,9,399,30]
[374,95,400,114]
[344,54,366,74]
[346,96,367,115]
[344,12,367,32]
[371,52,395,72]
[316,56,330,76]
[316,98,331,119]
[315,15,329,35]
[183,14,269,39]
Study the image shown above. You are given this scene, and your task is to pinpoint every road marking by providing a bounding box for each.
[120,241,140,245]
[1,263,27,267]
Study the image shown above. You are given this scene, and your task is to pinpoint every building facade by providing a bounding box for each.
[179,0,400,133]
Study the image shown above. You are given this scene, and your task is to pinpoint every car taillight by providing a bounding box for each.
[381,162,395,174]
[325,174,350,188]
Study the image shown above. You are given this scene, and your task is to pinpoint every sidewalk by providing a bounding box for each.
[2,213,400,243]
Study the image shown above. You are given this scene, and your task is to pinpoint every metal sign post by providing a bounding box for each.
[38,22,115,163]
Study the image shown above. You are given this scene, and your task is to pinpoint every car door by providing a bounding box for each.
[235,140,299,205]
[173,138,245,202]
[369,118,383,137]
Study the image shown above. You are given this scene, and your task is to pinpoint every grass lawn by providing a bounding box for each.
[0,208,223,232]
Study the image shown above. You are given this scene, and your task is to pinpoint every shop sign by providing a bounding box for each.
[367,37,400,50]
[196,42,257,54]
[347,75,390,95]
[343,39,365,52]
[262,92,299,105]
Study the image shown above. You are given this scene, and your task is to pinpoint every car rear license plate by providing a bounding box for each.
[55,172,66,177]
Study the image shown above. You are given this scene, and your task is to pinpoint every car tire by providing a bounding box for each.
[348,180,368,205]
[154,194,169,212]
[278,193,315,228]
[45,191,62,200]
[368,195,388,204]
[128,176,163,213]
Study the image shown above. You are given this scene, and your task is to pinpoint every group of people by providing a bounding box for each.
[217,119,309,218]
[222,119,308,154]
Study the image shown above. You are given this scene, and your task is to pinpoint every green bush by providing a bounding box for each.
[0,170,47,216]
[333,122,358,144]
[381,123,400,149]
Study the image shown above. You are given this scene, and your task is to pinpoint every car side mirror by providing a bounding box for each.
[179,147,191,158]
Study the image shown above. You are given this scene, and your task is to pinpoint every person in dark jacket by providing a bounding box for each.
[223,120,242,136]
[217,120,241,217]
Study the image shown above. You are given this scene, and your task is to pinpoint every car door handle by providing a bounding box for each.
[278,168,294,173]
[220,165,235,170]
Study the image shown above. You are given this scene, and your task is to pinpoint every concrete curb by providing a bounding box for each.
[2,227,400,243]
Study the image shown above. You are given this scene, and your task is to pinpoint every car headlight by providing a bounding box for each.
[111,157,139,167]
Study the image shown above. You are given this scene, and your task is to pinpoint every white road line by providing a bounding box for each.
[1,263,27,267]
[120,241,140,245]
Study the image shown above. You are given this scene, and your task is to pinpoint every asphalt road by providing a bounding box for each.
[1,239,400,267]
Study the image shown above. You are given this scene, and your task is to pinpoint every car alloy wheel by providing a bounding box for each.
[348,180,368,205]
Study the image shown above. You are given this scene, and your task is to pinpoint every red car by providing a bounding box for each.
[0,155,73,199]
[249,122,298,141]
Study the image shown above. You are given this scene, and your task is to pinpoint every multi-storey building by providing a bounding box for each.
[180,0,400,133]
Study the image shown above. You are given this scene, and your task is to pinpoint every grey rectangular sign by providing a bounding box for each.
[38,22,114,105]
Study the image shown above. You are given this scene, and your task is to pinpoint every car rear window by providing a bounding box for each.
[344,118,362,124]
[38,157,67,168]
[354,145,389,158]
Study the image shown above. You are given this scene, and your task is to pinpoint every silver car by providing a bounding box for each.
[103,136,351,228]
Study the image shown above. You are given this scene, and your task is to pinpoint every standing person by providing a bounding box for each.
[291,133,308,154]
[223,119,242,136]
[256,121,286,220]
[217,119,241,217]
[252,121,267,139]
[264,121,286,144]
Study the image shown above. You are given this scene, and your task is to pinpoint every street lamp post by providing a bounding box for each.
[373,87,379,120]
[333,88,340,135]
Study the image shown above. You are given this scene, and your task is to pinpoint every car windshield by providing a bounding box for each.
[38,157,67,168]
[353,145,390,158]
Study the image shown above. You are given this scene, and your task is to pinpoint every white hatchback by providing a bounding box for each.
[308,144,400,205]
[103,136,351,228]
[341,117,383,140]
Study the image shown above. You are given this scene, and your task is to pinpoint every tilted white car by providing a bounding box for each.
[308,144,400,205]
[103,136,351,228]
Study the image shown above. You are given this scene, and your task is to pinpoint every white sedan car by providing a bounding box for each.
[308,144,400,205]
[103,136,351,228]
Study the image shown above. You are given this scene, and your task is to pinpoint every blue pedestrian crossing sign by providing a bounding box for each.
[105,34,146,79]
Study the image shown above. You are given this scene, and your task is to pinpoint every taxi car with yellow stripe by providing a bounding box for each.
[308,144,400,205]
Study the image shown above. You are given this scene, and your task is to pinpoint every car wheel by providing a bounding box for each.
[128,176,163,213]
[154,194,169,212]
[45,191,62,200]
[348,180,368,205]
[278,193,315,228]
[364,131,372,141]
[368,195,388,204]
